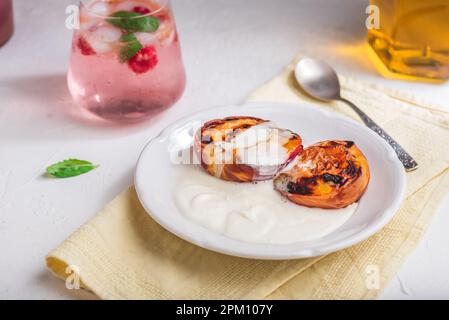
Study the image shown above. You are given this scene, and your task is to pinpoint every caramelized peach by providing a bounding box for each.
[196,116,303,182]
[274,140,370,209]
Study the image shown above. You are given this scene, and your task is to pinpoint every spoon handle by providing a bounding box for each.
[339,97,419,172]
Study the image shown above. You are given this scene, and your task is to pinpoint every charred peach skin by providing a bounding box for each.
[274,140,370,209]
[195,116,303,182]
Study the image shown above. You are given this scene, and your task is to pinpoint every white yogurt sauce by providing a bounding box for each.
[172,165,358,245]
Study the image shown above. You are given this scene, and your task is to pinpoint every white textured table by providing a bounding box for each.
[1,0,448,300]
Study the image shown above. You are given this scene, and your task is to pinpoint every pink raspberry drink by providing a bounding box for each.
[0,0,14,46]
[68,0,186,122]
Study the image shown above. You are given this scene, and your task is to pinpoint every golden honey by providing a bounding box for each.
[368,0,449,80]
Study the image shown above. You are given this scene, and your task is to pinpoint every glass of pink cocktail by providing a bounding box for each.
[0,0,14,47]
[68,0,186,122]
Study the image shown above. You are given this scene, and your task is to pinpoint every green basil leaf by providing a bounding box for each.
[46,159,98,178]
[107,11,160,33]
[120,34,143,62]
[120,33,138,42]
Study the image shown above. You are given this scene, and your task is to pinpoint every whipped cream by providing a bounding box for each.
[172,165,357,244]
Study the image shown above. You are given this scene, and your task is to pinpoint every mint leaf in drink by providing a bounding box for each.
[121,33,139,42]
[107,11,159,33]
[46,159,98,178]
[120,34,143,62]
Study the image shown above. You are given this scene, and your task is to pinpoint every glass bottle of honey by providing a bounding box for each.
[368,0,449,80]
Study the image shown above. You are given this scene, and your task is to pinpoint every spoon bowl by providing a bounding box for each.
[295,58,341,101]
[294,57,419,172]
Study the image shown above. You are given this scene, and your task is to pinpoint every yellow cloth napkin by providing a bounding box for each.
[47,57,449,299]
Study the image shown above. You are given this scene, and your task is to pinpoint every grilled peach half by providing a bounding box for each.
[195,116,303,182]
[274,140,370,209]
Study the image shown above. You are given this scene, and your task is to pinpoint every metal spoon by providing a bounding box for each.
[294,58,419,172]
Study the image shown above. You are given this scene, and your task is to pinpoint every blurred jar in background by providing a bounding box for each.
[369,0,449,80]
[0,0,14,46]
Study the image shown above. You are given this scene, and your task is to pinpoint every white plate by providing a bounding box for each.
[135,102,406,260]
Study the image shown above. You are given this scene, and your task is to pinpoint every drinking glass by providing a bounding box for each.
[0,0,14,47]
[68,0,186,122]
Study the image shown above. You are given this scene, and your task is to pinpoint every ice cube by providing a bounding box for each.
[83,25,121,54]
[85,35,113,54]
[157,21,175,45]
[149,0,169,10]
[80,18,102,31]
[135,32,158,46]
[91,26,122,43]
[88,1,112,16]
[114,1,143,12]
